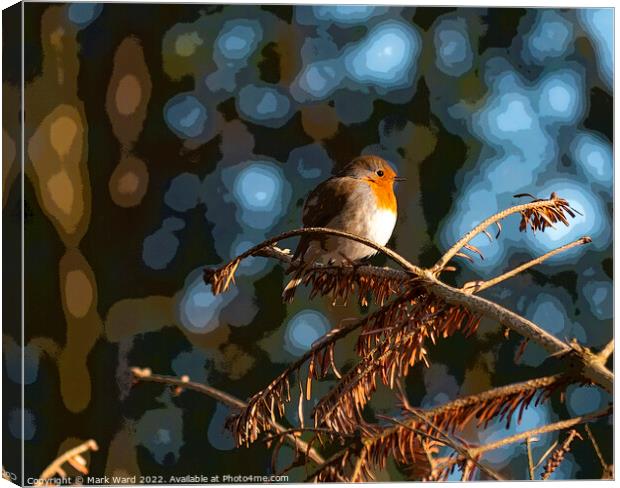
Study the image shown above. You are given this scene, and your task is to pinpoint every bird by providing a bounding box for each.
[283,155,404,302]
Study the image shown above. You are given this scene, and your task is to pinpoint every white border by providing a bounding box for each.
[0,1,615,487]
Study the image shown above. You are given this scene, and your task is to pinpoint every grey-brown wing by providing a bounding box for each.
[293,178,349,261]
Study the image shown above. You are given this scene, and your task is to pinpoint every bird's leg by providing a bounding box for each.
[336,252,364,276]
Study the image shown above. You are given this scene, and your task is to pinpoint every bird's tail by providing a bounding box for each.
[282,275,303,303]
[282,261,305,303]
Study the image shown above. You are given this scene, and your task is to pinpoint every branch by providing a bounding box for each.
[204,227,424,294]
[423,277,613,393]
[434,407,610,477]
[597,339,614,364]
[130,368,325,466]
[255,245,411,282]
[470,236,592,293]
[254,243,609,394]
[217,241,614,394]
[468,407,610,456]
[584,423,609,474]
[533,439,559,470]
[433,193,579,273]
[393,380,503,480]
[525,437,536,480]
[36,439,98,486]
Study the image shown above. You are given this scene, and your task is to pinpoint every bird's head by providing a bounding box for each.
[338,155,405,188]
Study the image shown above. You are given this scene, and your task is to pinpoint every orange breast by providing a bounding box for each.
[367,179,397,212]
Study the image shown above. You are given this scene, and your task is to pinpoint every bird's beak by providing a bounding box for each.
[393,176,406,182]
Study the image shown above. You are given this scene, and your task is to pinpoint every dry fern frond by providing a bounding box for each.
[35,440,99,486]
[541,429,583,480]
[311,355,382,434]
[426,453,459,481]
[310,448,363,482]
[363,422,437,480]
[285,265,408,306]
[227,319,363,446]
[423,374,569,433]
[312,282,480,434]
[435,192,580,270]
[514,192,581,233]
[204,258,241,294]
[357,280,480,361]
[310,422,437,482]
[426,454,480,482]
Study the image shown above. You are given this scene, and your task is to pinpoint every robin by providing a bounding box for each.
[283,155,404,301]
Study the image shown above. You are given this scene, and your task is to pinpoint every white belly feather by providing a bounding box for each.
[305,207,397,264]
[368,208,397,247]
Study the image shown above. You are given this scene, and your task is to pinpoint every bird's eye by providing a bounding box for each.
[376,170,384,177]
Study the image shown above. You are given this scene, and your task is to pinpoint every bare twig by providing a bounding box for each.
[525,437,536,480]
[433,194,578,273]
[255,245,411,283]
[435,408,610,477]
[36,440,98,486]
[471,237,592,293]
[130,368,325,466]
[584,423,609,474]
[424,279,613,393]
[204,227,423,294]
[468,407,610,456]
[534,439,559,470]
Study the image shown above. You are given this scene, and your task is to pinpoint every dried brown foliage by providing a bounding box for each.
[541,429,583,480]
[308,421,437,482]
[313,282,480,434]
[282,264,408,306]
[514,192,581,233]
[204,257,241,295]
[35,440,99,486]
[424,374,570,432]
[226,319,359,446]
[316,374,574,482]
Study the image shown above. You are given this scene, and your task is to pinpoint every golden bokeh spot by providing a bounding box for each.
[403,124,437,164]
[217,343,255,380]
[115,74,142,116]
[104,296,175,343]
[50,27,65,51]
[47,169,75,215]
[59,249,102,413]
[50,115,78,159]
[109,156,149,207]
[59,353,92,412]
[301,103,339,141]
[105,426,141,479]
[175,31,203,57]
[27,104,88,245]
[65,269,93,318]
[273,24,303,85]
[106,36,152,147]
[118,171,139,194]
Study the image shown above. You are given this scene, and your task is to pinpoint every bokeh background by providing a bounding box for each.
[2,3,613,482]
